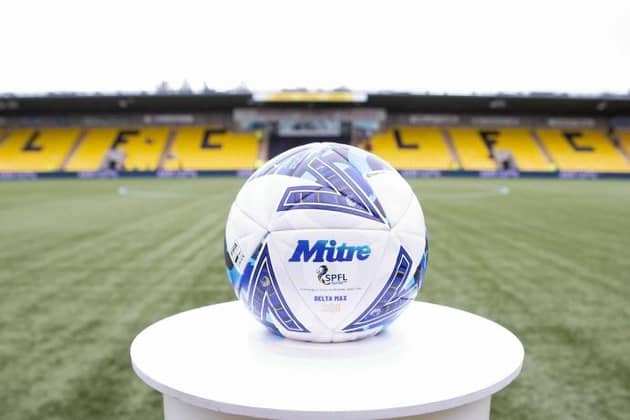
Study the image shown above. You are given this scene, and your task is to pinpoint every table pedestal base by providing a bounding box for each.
[132,302,523,420]
[163,395,491,420]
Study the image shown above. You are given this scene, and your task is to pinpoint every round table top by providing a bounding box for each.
[130,301,524,419]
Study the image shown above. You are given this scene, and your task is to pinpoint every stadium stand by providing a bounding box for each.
[2,91,630,177]
[65,127,169,171]
[0,128,79,172]
[163,127,258,170]
[370,127,453,170]
[2,124,630,174]
[536,129,630,172]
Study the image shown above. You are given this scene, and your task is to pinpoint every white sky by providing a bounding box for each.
[2,0,630,95]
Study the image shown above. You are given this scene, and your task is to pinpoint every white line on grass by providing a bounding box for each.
[420,185,510,201]
[117,186,185,198]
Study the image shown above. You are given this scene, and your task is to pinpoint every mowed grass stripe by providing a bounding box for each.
[0,181,235,419]
[24,220,228,420]
[421,181,629,303]
[0,178,239,266]
[0,182,234,316]
[1,194,204,275]
[0,198,205,333]
[411,179,630,420]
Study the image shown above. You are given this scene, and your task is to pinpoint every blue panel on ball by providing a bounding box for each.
[246,244,309,333]
[276,154,387,224]
[342,246,419,333]
[414,235,429,290]
[248,144,391,224]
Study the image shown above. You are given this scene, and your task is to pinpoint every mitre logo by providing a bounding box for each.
[288,240,371,263]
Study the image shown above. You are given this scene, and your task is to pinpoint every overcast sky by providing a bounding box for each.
[2,0,629,95]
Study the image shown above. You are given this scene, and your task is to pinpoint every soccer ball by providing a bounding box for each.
[224,143,428,342]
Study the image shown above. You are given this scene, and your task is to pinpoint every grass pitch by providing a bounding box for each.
[0,178,629,420]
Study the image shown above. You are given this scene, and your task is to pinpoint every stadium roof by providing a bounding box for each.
[1,92,630,117]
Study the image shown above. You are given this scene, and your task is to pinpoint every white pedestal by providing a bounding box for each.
[131,301,524,419]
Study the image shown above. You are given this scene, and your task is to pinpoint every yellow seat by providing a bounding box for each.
[163,127,258,170]
[495,128,550,171]
[65,127,169,171]
[448,127,551,171]
[370,127,453,170]
[537,129,630,172]
[116,127,169,171]
[447,128,498,170]
[0,128,79,172]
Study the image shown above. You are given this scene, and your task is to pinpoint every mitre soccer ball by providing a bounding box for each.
[224,143,428,342]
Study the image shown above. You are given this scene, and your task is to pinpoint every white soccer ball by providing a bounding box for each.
[225,143,428,342]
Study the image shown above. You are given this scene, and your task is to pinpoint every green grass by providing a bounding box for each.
[0,178,629,420]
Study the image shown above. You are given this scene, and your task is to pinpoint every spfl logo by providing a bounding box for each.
[316,265,348,286]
